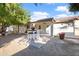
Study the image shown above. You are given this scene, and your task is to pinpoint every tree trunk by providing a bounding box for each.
[17,25,19,33]
[1,23,6,36]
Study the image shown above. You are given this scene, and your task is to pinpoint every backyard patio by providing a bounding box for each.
[0,34,79,56]
[0,3,79,56]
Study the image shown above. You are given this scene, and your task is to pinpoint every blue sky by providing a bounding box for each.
[21,3,79,22]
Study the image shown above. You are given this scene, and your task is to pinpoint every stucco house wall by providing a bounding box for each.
[75,20,79,36]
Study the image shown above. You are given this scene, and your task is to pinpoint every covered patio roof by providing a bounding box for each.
[29,16,79,36]
[30,18,54,23]
[30,16,79,24]
[54,16,79,24]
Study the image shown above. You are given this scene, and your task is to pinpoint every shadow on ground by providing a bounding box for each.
[0,34,26,48]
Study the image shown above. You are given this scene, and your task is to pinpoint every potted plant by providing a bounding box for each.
[59,32,65,40]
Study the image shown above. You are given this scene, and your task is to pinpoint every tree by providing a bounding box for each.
[9,4,30,32]
[69,3,79,14]
[68,3,79,35]
[0,3,30,35]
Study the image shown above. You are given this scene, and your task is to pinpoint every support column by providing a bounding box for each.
[72,21,75,35]
[50,24,53,36]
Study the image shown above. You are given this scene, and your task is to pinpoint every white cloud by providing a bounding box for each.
[55,14,68,18]
[54,14,74,18]
[31,11,50,22]
[55,6,69,12]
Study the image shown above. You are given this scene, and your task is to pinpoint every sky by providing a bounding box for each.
[21,3,79,22]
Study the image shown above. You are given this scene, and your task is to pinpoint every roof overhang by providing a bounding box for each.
[54,16,79,24]
[30,17,54,23]
[30,16,79,24]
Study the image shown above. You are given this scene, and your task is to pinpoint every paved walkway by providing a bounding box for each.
[0,34,28,56]
[0,34,79,56]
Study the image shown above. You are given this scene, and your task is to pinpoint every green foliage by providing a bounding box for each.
[69,3,79,14]
[0,3,30,26]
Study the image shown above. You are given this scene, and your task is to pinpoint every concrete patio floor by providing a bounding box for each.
[0,34,79,56]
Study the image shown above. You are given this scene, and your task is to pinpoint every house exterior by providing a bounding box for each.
[54,16,79,36]
[30,18,54,30]
[29,16,79,36]
[0,16,79,36]
[29,18,54,36]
